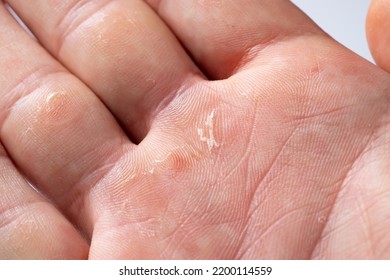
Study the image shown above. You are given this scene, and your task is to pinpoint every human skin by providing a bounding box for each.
[1,0,390,259]
[367,0,390,72]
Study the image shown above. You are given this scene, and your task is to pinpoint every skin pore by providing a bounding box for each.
[1,0,390,259]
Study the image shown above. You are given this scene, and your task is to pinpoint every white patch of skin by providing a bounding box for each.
[197,110,219,152]
[45,91,66,113]
[154,152,172,163]
[45,91,59,104]
[121,199,129,211]
[153,146,185,164]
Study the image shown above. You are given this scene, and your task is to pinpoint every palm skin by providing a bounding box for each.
[1,0,390,259]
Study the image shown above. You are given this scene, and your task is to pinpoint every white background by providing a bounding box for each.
[292,0,373,62]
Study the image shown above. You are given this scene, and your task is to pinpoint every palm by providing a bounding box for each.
[1,0,390,259]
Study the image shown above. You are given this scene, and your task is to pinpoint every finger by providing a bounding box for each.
[367,0,390,72]
[145,0,325,79]
[0,4,130,236]
[6,0,202,142]
[0,144,88,259]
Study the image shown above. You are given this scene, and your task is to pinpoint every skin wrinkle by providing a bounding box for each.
[240,205,311,259]
[229,32,325,79]
[64,141,132,238]
[53,0,113,57]
[213,87,257,182]
[316,96,390,258]
[237,82,384,258]
[3,0,390,259]
[310,133,379,258]
[0,200,46,230]
[146,0,326,80]
[309,131,378,259]
[229,90,295,258]
[235,126,301,259]
[245,125,301,219]
[0,44,131,244]
[321,136,390,258]
[356,192,376,258]
[151,74,203,129]
[16,0,205,143]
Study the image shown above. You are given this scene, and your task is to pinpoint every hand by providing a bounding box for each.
[1,0,390,259]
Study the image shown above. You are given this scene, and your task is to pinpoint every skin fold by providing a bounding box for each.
[0,0,390,259]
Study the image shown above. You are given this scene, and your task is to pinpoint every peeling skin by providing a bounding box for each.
[23,127,33,137]
[197,110,219,151]
[46,91,64,110]
[121,199,129,211]
[149,146,194,174]
[43,91,68,121]
[153,146,185,164]
[141,166,155,175]
[154,151,172,163]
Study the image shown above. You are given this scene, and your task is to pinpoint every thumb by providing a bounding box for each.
[367,0,390,72]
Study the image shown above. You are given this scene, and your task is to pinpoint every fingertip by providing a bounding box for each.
[367,0,390,72]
